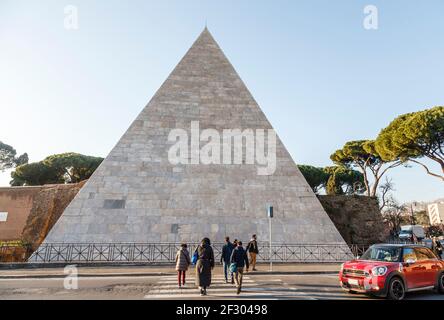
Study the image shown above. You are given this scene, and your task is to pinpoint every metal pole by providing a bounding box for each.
[269,216,272,272]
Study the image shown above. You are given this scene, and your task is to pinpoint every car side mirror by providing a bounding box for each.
[405,258,416,265]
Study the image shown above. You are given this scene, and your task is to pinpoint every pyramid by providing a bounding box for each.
[40,28,347,247]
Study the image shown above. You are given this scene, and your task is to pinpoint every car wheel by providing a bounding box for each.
[388,277,405,300]
[438,273,444,294]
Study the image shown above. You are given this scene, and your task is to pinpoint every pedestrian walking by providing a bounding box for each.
[432,237,443,259]
[175,243,191,288]
[195,237,215,296]
[439,241,444,259]
[230,241,249,295]
[246,234,259,271]
[220,236,234,283]
[231,239,238,283]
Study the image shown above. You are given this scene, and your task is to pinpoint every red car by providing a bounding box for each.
[339,244,444,300]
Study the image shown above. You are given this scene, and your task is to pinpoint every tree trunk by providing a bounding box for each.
[370,177,380,197]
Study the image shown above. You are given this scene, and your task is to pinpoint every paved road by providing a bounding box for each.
[0,272,443,300]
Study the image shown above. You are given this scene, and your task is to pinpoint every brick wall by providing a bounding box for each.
[21,182,85,249]
[0,186,44,241]
[0,182,85,247]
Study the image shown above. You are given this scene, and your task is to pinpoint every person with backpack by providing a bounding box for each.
[195,237,215,296]
[175,243,191,288]
[246,234,259,271]
[230,241,249,295]
[220,236,234,283]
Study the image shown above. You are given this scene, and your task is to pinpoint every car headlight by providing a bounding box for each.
[371,266,388,276]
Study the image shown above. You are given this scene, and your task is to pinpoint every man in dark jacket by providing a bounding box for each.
[230,241,249,294]
[220,236,234,283]
[246,234,259,271]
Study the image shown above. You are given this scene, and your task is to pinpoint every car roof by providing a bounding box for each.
[370,243,429,248]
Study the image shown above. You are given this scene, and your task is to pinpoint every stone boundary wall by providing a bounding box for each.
[0,186,44,241]
[21,181,86,250]
[318,195,387,245]
[1,183,386,252]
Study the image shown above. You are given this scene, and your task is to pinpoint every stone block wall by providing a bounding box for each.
[318,195,388,245]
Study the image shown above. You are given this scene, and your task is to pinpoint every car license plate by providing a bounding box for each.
[348,279,359,286]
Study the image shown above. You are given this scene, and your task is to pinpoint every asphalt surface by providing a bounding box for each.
[0,272,443,300]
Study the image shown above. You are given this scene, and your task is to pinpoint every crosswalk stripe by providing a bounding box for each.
[143,274,354,300]
[149,284,258,292]
[161,276,248,278]
[145,292,280,299]
[161,280,254,284]
[149,283,257,289]
[162,274,236,280]
[153,282,256,289]
[145,274,264,298]
[145,294,279,299]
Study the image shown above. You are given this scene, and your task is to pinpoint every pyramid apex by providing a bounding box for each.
[200,26,212,36]
[192,26,219,49]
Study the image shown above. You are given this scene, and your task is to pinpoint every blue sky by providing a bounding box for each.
[0,0,443,203]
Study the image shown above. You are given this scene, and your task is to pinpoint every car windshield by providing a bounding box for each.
[360,246,402,262]
[400,230,410,234]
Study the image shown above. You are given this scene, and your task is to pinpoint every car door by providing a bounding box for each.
[418,247,440,286]
[402,247,424,289]
[414,248,435,287]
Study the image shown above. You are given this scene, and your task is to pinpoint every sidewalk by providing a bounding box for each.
[0,263,341,279]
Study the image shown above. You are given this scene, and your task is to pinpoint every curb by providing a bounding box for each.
[0,262,342,270]
[0,262,173,270]
[0,272,171,279]
[248,271,338,276]
[0,270,338,279]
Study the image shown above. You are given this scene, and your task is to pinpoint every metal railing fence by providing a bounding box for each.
[0,242,368,263]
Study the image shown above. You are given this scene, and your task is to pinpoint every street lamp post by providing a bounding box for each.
[267,205,273,272]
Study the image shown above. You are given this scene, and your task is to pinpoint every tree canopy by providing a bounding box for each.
[324,166,365,195]
[11,153,103,186]
[298,164,364,195]
[375,106,444,181]
[298,165,329,194]
[0,141,28,171]
[10,162,62,186]
[330,140,401,196]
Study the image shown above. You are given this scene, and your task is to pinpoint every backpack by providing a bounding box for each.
[191,250,199,265]
[181,249,191,266]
